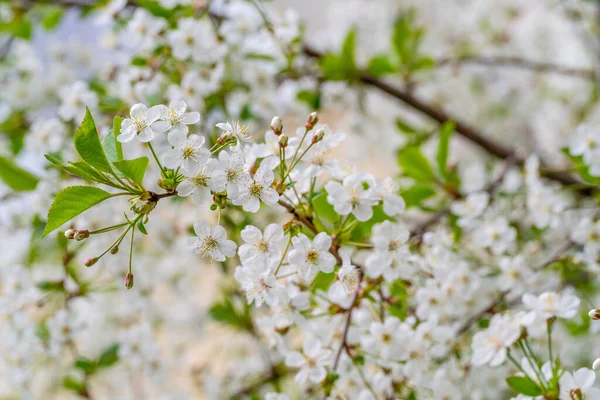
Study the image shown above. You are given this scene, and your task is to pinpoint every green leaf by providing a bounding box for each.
[113,157,149,185]
[506,376,542,396]
[75,358,97,375]
[36,280,66,292]
[399,184,436,208]
[319,54,352,80]
[42,8,63,30]
[97,344,119,369]
[137,220,148,235]
[73,108,113,174]
[0,156,39,191]
[296,90,321,110]
[341,29,356,67]
[45,155,109,184]
[42,186,113,237]
[63,376,86,394]
[397,146,436,182]
[436,121,455,179]
[366,55,398,76]
[6,17,33,40]
[312,192,338,223]
[102,117,124,164]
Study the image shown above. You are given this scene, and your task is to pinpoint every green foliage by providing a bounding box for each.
[74,108,114,174]
[319,29,358,80]
[387,280,408,320]
[400,184,436,209]
[42,186,114,237]
[113,157,149,186]
[563,310,591,336]
[397,146,436,182]
[436,121,455,179]
[296,90,321,110]
[209,295,253,331]
[97,343,120,368]
[506,376,542,397]
[0,155,39,191]
[102,117,124,164]
[562,148,600,185]
[366,55,397,76]
[3,17,33,40]
[42,8,64,31]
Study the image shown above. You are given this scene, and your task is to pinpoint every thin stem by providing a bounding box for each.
[147,142,165,175]
[89,222,130,235]
[523,338,548,387]
[547,319,554,367]
[217,206,221,225]
[286,127,310,172]
[283,142,315,181]
[128,221,135,275]
[274,236,292,275]
[507,351,530,378]
[345,241,374,248]
[518,340,546,390]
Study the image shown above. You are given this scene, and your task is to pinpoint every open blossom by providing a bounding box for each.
[569,124,600,175]
[57,81,98,122]
[167,18,223,63]
[375,177,406,216]
[450,191,489,227]
[325,172,380,222]
[217,150,250,200]
[361,317,412,361]
[288,233,336,281]
[284,338,332,384]
[522,291,581,320]
[216,120,254,152]
[117,103,166,143]
[328,251,360,305]
[157,100,201,140]
[238,224,286,267]
[187,220,237,262]
[177,159,226,205]
[471,313,521,366]
[232,164,279,213]
[161,133,210,174]
[559,368,600,399]
[234,266,286,307]
[365,221,410,278]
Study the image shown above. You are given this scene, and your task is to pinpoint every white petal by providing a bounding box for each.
[182,111,200,125]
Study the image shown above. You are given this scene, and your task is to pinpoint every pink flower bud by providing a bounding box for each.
[270,116,283,135]
[85,257,98,267]
[74,230,89,241]
[589,309,600,320]
[125,273,134,289]
[305,112,318,129]
[65,229,76,239]
[312,128,325,143]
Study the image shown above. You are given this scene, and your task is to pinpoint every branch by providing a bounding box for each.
[436,55,594,80]
[303,45,589,194]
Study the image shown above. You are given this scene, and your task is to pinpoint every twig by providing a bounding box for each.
[436,55,594,80]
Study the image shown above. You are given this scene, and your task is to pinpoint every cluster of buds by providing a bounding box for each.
[65,229,89,241]
[130,192,157,214]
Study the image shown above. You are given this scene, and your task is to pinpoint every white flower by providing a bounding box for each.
[473,217,516,255]
[187,220,237,262]
[450,191,489,227]
[117,103,166,143]
[161,133,209,174]
[375,177,405,216]
[471,313,521,366]
[250,131,299,170]
[288,233,336,281]
[158,100,201,142]
[177,159,227,205]
[365,221,410,279]
[325,172,380,222]
[124,9,166,52]
[232,164,279,213]
[238,224,286,268]
[559,368,600,399]
[284,338,332,385]
[522,291,580,320]
[360,317,412,361]
[57,81,98,122]
[168,18,223,63]
[328,251,360,306]
[497,256,533,292]
[217,150,250,200]
[234,266,286,307]
[570,124,600,175]
[216,121,254,152]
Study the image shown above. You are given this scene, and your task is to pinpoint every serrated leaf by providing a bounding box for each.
[436,121,455,179]
[97,343,119,368]
[113,157,149,185]
[397,146,436,182]
[74,108,113,174]
[506,376,542,396]
[366,55,397,76]
[0,155,39,191]
[102,117,124,164]
[42,186,113,237]
[45,155,109,184]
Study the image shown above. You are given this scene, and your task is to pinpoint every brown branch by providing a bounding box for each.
[436,55,594,80]
[303,44,589,194]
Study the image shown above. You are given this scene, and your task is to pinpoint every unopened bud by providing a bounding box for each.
[125,273,134,289]
[306,112,318,129]
[217,131,232,145]
[74,230,89,241]
[312,128,325,143]
[270,116,283,135]
[110,246,119,255]
[65,229,76,239]
[85,257,98,267]
[278,135,288,148]
[589,309,600,320]
[594,358,600,371]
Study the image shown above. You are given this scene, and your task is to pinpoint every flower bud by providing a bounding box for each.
[312,128,325,143]
[278,135,288,148]
[85,257,98,267]
[65,229,76,239]
[125,273,134,289]
[110,246,119,255]
[594,358,600,371]
[589,309,600,320]
[306,112,318,129]
[74,230,89,241]
[270,116,283,135]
